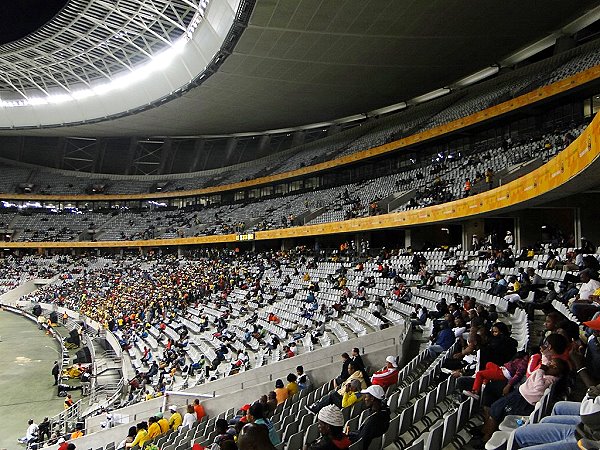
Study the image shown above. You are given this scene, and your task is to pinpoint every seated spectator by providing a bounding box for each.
[126,422,148,448]
[237,423,277,450]
[335,353,351,385]
[194,398,206,422]
[410,305,428,329]
[333,362,367,391]
[370,356,399,390]
[306,378,363,414]
[246,402,280,446]
[286,373,299,396]
[266,392,277,415]
[346,385,390,450]
[427,319,455,357]
[305,405,351,450]
[212,418,235,448]
[147,416,162,440]
[570,270,600,322]
[297,365,312,391]
[474,358,569,447]
[117,426,137,450]
[168,405,182,431]
[503,275,523,304]
[463,352,529,400]
[274,379,288,405]
[182,404,196,429]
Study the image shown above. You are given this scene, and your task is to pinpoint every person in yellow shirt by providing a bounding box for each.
[156,413,170,434]
[286,373,299,397]
[168,405,183,431]
[70,423,84,440]
[147,416,162,440]
[126,423,148,448]
[341,379,363,408]
[274,379,288,405]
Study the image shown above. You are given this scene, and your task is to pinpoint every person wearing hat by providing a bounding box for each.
[304,404,351,450]
[370,356,399,389]
[347,385,390,450]
[168,405,182,431]
[156,412,169,434]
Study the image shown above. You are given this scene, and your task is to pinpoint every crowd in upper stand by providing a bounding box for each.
[0,117,587,244]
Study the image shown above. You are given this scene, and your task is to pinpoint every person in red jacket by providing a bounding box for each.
[370,356,399,390]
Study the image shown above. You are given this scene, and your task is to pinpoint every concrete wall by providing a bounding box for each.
[0,280,39,306]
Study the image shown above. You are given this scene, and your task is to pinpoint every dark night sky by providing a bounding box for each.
[0,0,68,44]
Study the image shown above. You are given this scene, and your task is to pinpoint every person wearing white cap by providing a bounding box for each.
[370,356,399,390]
[304,405,352,450]
[347,385,390,450]
[168,405,182,431]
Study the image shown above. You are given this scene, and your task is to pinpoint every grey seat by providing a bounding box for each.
[286,431,304,450]
[303,422,320,447]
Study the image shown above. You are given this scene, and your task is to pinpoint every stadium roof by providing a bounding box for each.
[0,0,599,137]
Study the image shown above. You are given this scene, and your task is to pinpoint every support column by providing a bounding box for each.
[404,229,411,250]
[574,207,582,244]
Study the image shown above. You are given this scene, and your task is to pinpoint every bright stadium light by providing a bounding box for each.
[411,88,451,104]
[453,66,500,88]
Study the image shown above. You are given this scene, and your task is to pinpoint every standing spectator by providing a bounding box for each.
[485,168,494,190]
[504,231,514,251]
[464,178,472,197]
[64,393,74,409]
[52,361,60,385]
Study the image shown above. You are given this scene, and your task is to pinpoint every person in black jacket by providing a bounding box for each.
[351,348,365,371]
[347,385,390,450]
[335,353,351,385]
[52,361,60,385]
